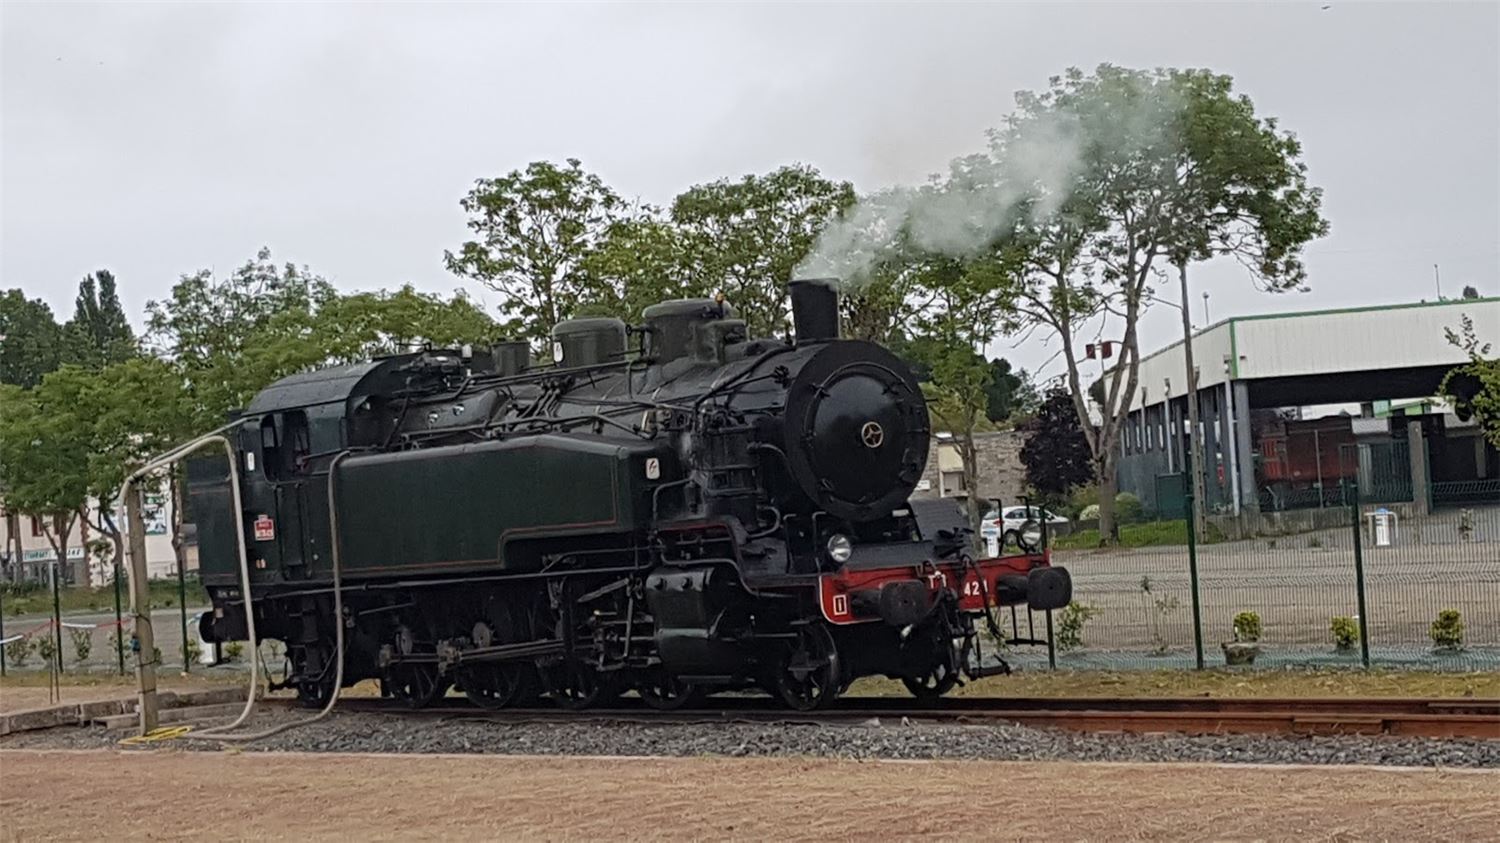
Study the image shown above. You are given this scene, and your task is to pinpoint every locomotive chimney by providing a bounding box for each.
[788,279,839,343]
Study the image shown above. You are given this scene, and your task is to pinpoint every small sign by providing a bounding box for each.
[645,458,660,480]
[831,594,849,617]
[253,515,275,542]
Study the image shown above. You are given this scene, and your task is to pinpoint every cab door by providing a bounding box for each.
[259,411,311,576]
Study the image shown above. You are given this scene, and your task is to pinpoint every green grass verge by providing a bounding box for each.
[850,667,1500,699]
[1052,519,1226,550]
[1,578,209,617]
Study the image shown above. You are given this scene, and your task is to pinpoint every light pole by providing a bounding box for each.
[1147,273,1208,541]
[1177,263,1208,542]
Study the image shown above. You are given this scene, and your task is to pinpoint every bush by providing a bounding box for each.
[5,635,34,667]
[1070,485,1101,518]
[224,641,245,663]
[1077,503,1101,521]
[68,627,93,663]
[1232,611,1262,643]
[186,638,202,664]
[1329,616,1359,651]
[1430,609,1465,651]
[1114,492,1145,525]
[36,632,57,665]
[1056,601,1099,651]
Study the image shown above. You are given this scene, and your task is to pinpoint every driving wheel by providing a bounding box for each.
[775,623,841,711]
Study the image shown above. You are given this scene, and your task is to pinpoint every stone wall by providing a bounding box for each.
[912,430,1029,508]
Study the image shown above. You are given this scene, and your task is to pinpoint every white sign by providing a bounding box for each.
[22,547,85,563]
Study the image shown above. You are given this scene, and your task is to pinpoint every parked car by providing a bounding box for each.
[977,506,1070,554]
[984,505,1070,534]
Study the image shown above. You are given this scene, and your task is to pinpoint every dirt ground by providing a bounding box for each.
[0,675,245,714]
[1,750,1496,841]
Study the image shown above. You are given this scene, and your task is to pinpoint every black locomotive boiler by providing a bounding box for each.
[190,280,1070,710]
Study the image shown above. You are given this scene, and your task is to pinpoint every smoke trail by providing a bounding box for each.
[798,80,1183,287]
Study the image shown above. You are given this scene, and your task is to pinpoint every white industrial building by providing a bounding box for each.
[1114,296,1499,519]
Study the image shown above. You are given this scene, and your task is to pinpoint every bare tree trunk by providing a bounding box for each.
[93,507,126,591]
[40,513,78,587]
[5,511,20,584]
[1096,455,1119,545]
[169,474,189,580]
[959,427,982,546]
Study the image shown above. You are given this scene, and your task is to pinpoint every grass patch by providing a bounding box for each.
[849,668,1500,699]
[1052,519,1226,550]
[1,578,209,617]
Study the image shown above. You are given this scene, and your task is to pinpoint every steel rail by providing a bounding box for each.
[256,695,1499,741]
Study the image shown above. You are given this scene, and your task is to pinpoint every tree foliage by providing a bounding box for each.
[904,256,1013,535]
[580,214,699,322]
[0,289,64,388]
[1020,387,1095,498]
[445,159,623,348]
[146,247,330,431]
[995,65,1327,541]
[671,164,855,338]
[63,270,137,369]
[1442,313,1499,448]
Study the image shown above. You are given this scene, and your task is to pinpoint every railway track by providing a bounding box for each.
[308,695,1500,740]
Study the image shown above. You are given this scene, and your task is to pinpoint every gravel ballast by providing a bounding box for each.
[3,709,1497,768]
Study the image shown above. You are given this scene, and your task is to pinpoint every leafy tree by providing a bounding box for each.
[63,270,137,369]
[671,164,856,338]
[249,284,498,371]
[146,247,331,431]
[445,159,623,348]
[907,256,1012,537]
[0,290,64,388]
[998,65,1326,542]
[81,357,191,577]
[579,212,700,322]
[1020,387,1095,499]
[1442,313,1499,448]
[984,358,1038,424]
[1461,285,1480,300]
[0,377,91,588]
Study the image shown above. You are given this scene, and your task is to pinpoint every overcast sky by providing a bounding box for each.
[2,1,1496,380]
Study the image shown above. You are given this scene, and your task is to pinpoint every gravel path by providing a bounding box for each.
[5,709,1497,768]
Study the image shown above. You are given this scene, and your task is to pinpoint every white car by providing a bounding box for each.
[985,505,1069,534]
[977,506,1069,554]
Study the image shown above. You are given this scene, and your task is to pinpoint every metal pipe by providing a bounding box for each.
[185,451,351,742]
[120,424,248,733]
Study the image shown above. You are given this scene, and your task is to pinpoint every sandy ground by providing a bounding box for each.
[1,750,1496,841]
[0,676,247,714]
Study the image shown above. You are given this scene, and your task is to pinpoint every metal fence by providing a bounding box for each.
[1008,490,1500,673]
[5,494,1497,682]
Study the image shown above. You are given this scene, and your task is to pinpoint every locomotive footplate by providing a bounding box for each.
[818,551,1072,627]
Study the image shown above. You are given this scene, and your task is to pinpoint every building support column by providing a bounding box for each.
[1232,381,1257,513]
[1408,420,1429,515]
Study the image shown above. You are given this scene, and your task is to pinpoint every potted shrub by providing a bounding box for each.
[1329,616,1359,653]
[1430,609,1465,651]
[1222,610,1262,666]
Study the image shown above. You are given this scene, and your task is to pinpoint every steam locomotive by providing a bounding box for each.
[189,280,1070,710]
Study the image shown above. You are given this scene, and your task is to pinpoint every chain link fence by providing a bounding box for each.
[1008,486,1499,673]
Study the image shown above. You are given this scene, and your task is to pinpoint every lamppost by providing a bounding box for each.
[1146,274,1208,541]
